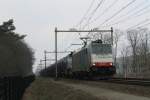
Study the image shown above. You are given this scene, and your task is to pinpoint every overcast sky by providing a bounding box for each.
[0,0,150,72]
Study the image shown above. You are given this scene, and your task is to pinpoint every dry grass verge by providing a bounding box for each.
[62,78,150,98]
[22,77,102,100]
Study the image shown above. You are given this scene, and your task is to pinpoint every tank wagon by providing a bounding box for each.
[40,39,116,78]
[40,54,72,77]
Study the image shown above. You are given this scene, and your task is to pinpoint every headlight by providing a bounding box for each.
[110,63,112,66]
[92,63,96,66]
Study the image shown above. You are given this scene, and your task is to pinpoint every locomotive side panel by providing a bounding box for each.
[66,55,72,69]
[72,48,91,72]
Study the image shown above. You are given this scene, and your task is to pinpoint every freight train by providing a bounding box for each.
[40,39,116,78]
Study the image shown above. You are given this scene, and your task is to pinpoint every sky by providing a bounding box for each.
[0,0,150,72]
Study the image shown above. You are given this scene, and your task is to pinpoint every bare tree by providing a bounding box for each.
[126,28,150,76]
[127,29,140,76]
[137,28,149,72]
[113,29,123,66]
[120,46,130,78]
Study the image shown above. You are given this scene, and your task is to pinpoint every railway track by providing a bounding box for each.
[62,77,150,87]
[103,78,150,86]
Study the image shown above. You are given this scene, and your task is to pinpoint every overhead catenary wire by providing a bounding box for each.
[109,0,148,22]
[70,0,96,47]
[86,0,119,27]
[64,44,73,52]
[76,0,96,28]
[97,0,137,28]
[68,0,105,51]
[65,0,150,54]
[140,22,150,28]
[63,33,82,52]
[82,0,106,29]
[86,0,137,38]
[64,0,99,54]
[128,19,150,29]
[101,4,150,27]
[85,0,119,38]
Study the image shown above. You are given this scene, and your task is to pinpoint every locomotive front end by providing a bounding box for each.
[90,42,116,75]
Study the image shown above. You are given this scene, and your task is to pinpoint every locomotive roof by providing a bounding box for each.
[73,39,111,54]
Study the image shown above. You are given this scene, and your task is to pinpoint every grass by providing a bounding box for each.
[22,77,101,100]
[61,78,150,98]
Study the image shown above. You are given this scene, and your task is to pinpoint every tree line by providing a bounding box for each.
[114,28,150,78]
[0,19,34,77]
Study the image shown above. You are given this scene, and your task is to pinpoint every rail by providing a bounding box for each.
[104,78,150,86]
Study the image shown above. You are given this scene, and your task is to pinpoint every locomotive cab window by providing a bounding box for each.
[91,43,112,54]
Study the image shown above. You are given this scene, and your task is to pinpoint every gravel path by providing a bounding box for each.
[54,80,150,100]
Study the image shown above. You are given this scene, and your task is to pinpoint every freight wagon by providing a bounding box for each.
[40,39,116,78]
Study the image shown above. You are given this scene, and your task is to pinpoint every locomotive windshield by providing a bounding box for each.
[91,43,112,54]
[91,43,112,62]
